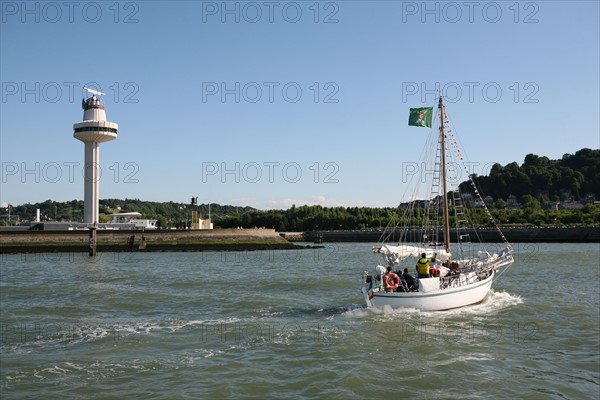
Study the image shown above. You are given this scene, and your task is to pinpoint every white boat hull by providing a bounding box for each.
[362,271,494,311]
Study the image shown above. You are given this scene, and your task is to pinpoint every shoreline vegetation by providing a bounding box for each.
[2,201,599,232]
[3,149,598,230]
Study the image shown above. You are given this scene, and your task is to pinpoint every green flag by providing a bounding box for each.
[408,107,433,128]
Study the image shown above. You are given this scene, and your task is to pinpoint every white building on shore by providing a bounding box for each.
[110,212,158,229]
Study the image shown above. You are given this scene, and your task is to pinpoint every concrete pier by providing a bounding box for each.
[281,227,600,243]
[0,228,301,253]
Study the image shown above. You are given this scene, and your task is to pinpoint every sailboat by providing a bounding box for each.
[361,97,514,311]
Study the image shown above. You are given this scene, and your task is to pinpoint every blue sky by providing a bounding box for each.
[1,0,599,209]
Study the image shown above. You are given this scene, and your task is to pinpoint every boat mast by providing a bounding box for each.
[438,96,451,256]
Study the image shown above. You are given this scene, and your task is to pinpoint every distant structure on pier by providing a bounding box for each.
[73,87,118,224]
[190,197,213,230]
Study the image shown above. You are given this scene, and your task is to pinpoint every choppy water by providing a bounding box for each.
[1,243,599,399]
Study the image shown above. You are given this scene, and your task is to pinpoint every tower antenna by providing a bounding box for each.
[83,86,106,97]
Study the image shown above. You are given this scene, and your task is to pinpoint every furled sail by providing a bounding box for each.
[374,244,451,263]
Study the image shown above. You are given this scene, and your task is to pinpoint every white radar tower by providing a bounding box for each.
[73,87,119,224]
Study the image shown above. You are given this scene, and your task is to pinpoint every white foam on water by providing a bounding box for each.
[427,353,496,367]
[64,362,85,370]
[341,304,421,319]
[109,316,247,339]
[179,348,226,364]
[23,360,159,385]
[0,323,115,353]
[46,365,70,374]
[440,290,523,317]
[0,319,225,351]
[66,325,112,344]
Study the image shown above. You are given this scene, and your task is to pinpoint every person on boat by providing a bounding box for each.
[396,269,409,292]
[384,266,400,292]
[416,253,430,278]
[430,256,441,277]
[442,260,459,276]
[403,268,417,291]
[375,264,387,286]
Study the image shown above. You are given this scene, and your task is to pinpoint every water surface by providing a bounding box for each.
[1,243,599,398]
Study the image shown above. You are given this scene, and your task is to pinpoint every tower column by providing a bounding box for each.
[83,142,100,224]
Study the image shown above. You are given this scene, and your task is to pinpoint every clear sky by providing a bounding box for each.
[1,0,599,209]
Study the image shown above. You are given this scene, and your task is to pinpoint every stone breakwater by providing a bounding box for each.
[0,229,302,253]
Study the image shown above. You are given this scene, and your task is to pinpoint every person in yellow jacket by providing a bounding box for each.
[416,253,431,278]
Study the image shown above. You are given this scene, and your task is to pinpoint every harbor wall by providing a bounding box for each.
[283,227,600,243]
[0,228,298,253]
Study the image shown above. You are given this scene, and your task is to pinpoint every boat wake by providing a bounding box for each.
[451,290,523,316]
